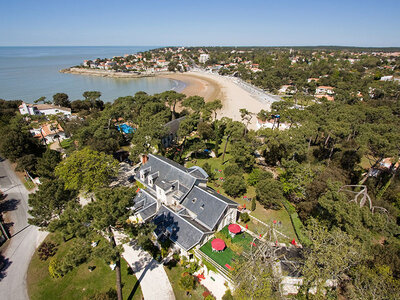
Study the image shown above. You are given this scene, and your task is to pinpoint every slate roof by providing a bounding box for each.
[181,186,237,231]
[131,189,158,221]
[153,205,209,251]
[164,116,186,135]
[135,154,206,201]
[188,166,209,179]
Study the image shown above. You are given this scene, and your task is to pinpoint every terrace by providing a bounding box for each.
[199,225,254,273]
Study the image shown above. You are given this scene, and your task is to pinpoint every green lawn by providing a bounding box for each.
[199,226,253,270]
[23,178,35,190]
[164,263,210,300]
[28,234,142,300]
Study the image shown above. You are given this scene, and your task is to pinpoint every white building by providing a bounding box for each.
[19,102,71,116]
[199,53,210,64]
[315,86,335,95]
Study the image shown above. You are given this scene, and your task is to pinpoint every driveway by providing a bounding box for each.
[0,158,47,300]
[113,231,175,300]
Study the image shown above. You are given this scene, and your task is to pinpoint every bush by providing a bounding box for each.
[179,273,195,291]
[85,288,117,300]
[222,289,234,300]
[247,168,273,186]
[38,242,57,261]
[223,175,247,198]
[202,162,215,181]
[240,212,250,223]
[188,261,199,274]
[283,200,311,246]
[224,164,242,177]
[205,295,216,300]
[251,198,256,211]
[48,257,63,278]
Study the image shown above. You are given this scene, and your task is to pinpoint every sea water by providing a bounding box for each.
[0,46,185,103]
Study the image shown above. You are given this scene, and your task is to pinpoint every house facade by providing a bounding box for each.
[130,154,238,255]
[19,102,71,116]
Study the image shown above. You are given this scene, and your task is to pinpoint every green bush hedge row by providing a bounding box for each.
[283,200,311,247]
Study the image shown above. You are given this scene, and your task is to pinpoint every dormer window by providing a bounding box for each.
[192,198,197,203]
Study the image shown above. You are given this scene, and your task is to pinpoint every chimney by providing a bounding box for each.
[141,154,148,164]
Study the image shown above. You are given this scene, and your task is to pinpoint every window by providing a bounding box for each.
[192,198,197,203]
[201,204,205,209]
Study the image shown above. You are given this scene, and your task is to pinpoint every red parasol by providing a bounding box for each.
[228,224,241,234]
[211,238,226,251]
[291,239,297,246]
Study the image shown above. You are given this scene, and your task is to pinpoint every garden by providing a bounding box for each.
[199,225,254,271]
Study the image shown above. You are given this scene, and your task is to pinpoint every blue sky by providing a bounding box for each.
[1,0,399,47]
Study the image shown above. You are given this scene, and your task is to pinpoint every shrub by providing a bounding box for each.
[188,262,199,274]
[38,242,57,261]
[48,257,63,278]
[179,273,195,291]
[222,289,234,300]
[202,291,211,298]
[205,295,216,300]
[85,288,117,300]
[251,198,256,211]
[240,212,250,223]
[202,259,217,274]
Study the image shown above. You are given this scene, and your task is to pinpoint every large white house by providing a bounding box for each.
[130,154,238,256]
[19,102,71,116]
[199,53,210,64]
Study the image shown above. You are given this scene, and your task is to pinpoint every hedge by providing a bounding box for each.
[282,200,311,247]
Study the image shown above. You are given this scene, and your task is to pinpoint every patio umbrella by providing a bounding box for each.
[228,224,241,235]
[211,238,226,251]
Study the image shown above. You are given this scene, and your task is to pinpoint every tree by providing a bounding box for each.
[233,255,277,299]
[182,96,205,113]
[82,187,135,300]
[53,93,71,107]
[202,162,215,181]
[28,179,77,227]
[301,219,363,297]
[204,99,223,121]
[223,175,247,198]
[256,178,284,209]
[239,108,253,134]
[36,149,62,179]
[230,139,256,172]
[224,164,242,177]
[247,168,273,186]
[34,96,51,104]
[16,154,37,176]
[221,119,245,162]
[0,125,44,162]
[55,148,119,192]
[160,90,185,120]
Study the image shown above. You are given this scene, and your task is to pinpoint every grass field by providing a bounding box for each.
[27,234,142,300]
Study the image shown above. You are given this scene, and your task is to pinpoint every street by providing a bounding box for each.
[0,158,47,300]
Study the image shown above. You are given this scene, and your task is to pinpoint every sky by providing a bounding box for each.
[1,0,399,47]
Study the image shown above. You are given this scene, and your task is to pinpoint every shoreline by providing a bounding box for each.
[61,68,278,130]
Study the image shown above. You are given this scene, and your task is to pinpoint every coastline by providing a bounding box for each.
[160,71,277,130]
[61,68,278,130]
[60,67,160,78]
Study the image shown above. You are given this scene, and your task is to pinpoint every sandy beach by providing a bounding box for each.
[160,71,275,130]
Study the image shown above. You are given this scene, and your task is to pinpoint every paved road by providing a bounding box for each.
[0,158,47,300]
[114,231,175,300]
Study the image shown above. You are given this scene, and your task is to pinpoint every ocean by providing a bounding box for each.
[0,46,185,103]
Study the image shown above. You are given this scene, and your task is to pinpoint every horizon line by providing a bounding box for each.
[1,45,400,49]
